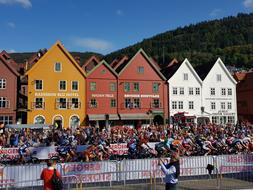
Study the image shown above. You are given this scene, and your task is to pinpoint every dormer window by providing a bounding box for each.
[55,62,62,72]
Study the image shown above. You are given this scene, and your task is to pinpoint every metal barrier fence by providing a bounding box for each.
[0,154,253,189]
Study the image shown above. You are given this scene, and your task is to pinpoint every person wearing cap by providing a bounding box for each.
[158,152,180,190]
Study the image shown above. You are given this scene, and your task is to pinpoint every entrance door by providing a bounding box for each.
[153,115,164,125]
[53,116,63,129]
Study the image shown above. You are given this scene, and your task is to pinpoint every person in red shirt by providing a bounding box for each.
[41,160,62,190]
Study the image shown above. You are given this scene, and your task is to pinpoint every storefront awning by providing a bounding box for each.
[88,114,119,121]
[119,113,150,120]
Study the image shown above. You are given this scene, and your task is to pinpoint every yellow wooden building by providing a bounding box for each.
[26,41,86,129]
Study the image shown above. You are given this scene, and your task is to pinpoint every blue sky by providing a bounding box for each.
[0,0,252,55]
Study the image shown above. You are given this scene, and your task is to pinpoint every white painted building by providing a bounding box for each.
[202,58,237,124]
[165,59,202,123]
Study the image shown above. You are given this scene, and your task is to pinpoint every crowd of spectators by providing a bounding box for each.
[0,121,252,163]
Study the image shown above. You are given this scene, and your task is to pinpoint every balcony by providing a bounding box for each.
[31,102,45,109]
[0,100,10,109]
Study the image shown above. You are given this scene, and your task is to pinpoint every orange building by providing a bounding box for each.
[26,41,86,129]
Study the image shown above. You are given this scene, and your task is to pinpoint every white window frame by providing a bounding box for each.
[195,87,200,95]
[227,102,232,109]
[221,102,226,110]
[217,74,222,82]
[172,87,177,95]
[172,101,177,109]
[189,101,194,110]
[35,80,43,91]
[228,88,232,96]
[188,87,193,95]
[210,88,215,96]
[179,87,184,95]
[59,80,67,91]
[57,98,67,109]
[183,73,188,81]
[54,62,62,72]
[211,102,216,110]
[221,88,226,96]
[178,101,183,109]
[71,81,79,91]
[0,79,6,89]
[34,97,44,109]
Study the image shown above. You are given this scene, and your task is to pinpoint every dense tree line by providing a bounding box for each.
[106,13,253,69]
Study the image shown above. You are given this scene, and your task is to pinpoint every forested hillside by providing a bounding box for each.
[106,13,253,68]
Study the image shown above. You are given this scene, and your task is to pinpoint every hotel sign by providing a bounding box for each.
[35,92,79,97]
[124,94,159,98]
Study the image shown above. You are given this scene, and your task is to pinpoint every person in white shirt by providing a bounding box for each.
[158,152,180,190]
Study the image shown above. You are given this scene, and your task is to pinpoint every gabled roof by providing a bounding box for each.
[87,60,118,77]
[25,41,86,77]
[162,58,202,85]
[161,59,182,80]
[114,56,129,70]
[203,58,237,84]
[82,55,100,71]
[0,52,19,76]
[117,48,167,81]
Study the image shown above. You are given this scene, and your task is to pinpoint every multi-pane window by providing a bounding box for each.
[72,81,78,91]
[137,66,144,74]
[153,83,159,93]
[211,102,216,110]
[183,73,188,80]
[70,98,79,109]
[189,101,194,109]
[110,99,116,108]
[124,82,130,92]
[35,80,43,90]
[133,98,140,108]
[195,87,200,95]
[57,98,67,109]
[90,99,97,108]
[90,82,96,91]
[179,87,184,95]
[0,116,13,124]
[133,83,139,92]
[221,88,226,96]
[0,97,7,108]
[221,102,226,110]
[212,116,218,124]
[110,82,116,92]
[55,62,61,72]
[189,87,193,95]
[228,88,232,96]
[0,79,6,89]
[228,116,235,124]
[172,87,177,95]
[125,98,131,108]
[35,98,43,109]
[59,80,66,90]
[178,101,183,109]
[172,101,177,109]
[210,88,215,95]
[227,102,232,109]
[152,99,160,108]
[217,74,221,82]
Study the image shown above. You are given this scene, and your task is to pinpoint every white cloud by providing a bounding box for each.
[7,22,15,28]
[7,49,16,53]
[209,9,222,17]
[116,9,123,16]
[243,0,253,8]
[71,37,113,52]
[0,0,32,8]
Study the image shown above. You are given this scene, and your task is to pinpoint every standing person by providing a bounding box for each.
[158,152,180,190]
[41,160,62,190]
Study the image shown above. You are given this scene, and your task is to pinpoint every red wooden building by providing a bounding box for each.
[86,60,119,127]
[116,49,168,126]
[0,51,19,124]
